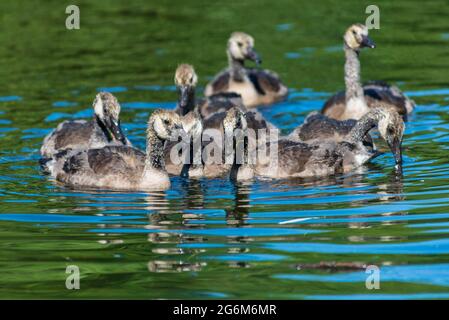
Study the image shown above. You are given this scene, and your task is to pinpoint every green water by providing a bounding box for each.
[1,0,449,299]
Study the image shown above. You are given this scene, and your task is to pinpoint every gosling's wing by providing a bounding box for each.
[321,91,347,120]
[245,110,277,131]
[204,70,231,96]
[202,112,227,131]
[40,120,92,157]
[247,68,287,98]
[198,92,245,119]
[363,81,413,118]
[294,112,357,141]
[257,140,314,176]
[85,146,145,175]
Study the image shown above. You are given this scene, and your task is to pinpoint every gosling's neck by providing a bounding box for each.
[227,52,246,82]
[144,125,166,174]
[344,45,365,103]
[349,110,383,143]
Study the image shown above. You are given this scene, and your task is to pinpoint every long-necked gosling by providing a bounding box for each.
[173,63,245,118]
[40,92,130,158]
[52,109,184,191]
[204,32,288,108]
[255,107,405,179]
[321,24,414,121]
[165,110,204,178]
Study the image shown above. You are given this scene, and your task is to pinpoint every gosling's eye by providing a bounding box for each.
[163,119,170,125]
[352,30,357,36]
[237,42,243,47]
[388,127,394,135]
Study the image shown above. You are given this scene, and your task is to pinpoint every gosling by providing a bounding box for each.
[255,107,405,179]
[49,109,184,191]
[321,24,414,121]
[204,32,288,108]
[40,92,130,158]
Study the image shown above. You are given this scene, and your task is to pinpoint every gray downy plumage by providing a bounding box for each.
[40,92,131,159]
[255,107,405,179]
[49,109,184,191]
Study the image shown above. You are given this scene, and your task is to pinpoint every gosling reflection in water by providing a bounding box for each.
[147,260,206,273]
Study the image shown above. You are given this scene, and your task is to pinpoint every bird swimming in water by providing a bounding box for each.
[45,109,184,191]
[203,107,254,180]
[321,24,414,121]
[40,92,130,158]
[165,110,204,178]
[204,32,288,108]
[254,107,405,179]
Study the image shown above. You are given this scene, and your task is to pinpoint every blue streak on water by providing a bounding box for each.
[307,293,449,300]
[405,88,449,97]
[276,23,293,31]
[264,239,449,254]
[52,101,78,108]
[276,264,449,287]
[0,96,22,102]
[97,86,128,93]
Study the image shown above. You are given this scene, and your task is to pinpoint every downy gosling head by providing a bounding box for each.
[352,107,405,168]
[377,108,405,168]
[227,32,261,65]
[93,92,127,144]
[344,24,376,52]
[174,64,198,113]
[149,109,184,142]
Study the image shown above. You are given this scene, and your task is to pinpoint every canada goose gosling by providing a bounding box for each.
[174,64,198,116]
[142,110,184,186]
[349,107,404,168]
[227,32,261,81]
[93,92,128,144]
[180,111,204,178]
[224,108,254,181]
[343,24,376,119]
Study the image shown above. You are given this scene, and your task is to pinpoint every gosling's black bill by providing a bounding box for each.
[179,86,190,108]
[361,35,376,48]
[108,118,127,144]
[388,137,403,169]
[246,48,262,65]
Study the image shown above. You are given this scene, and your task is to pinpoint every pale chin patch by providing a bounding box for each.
[229,41,245,60]
[94,96,104,119]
